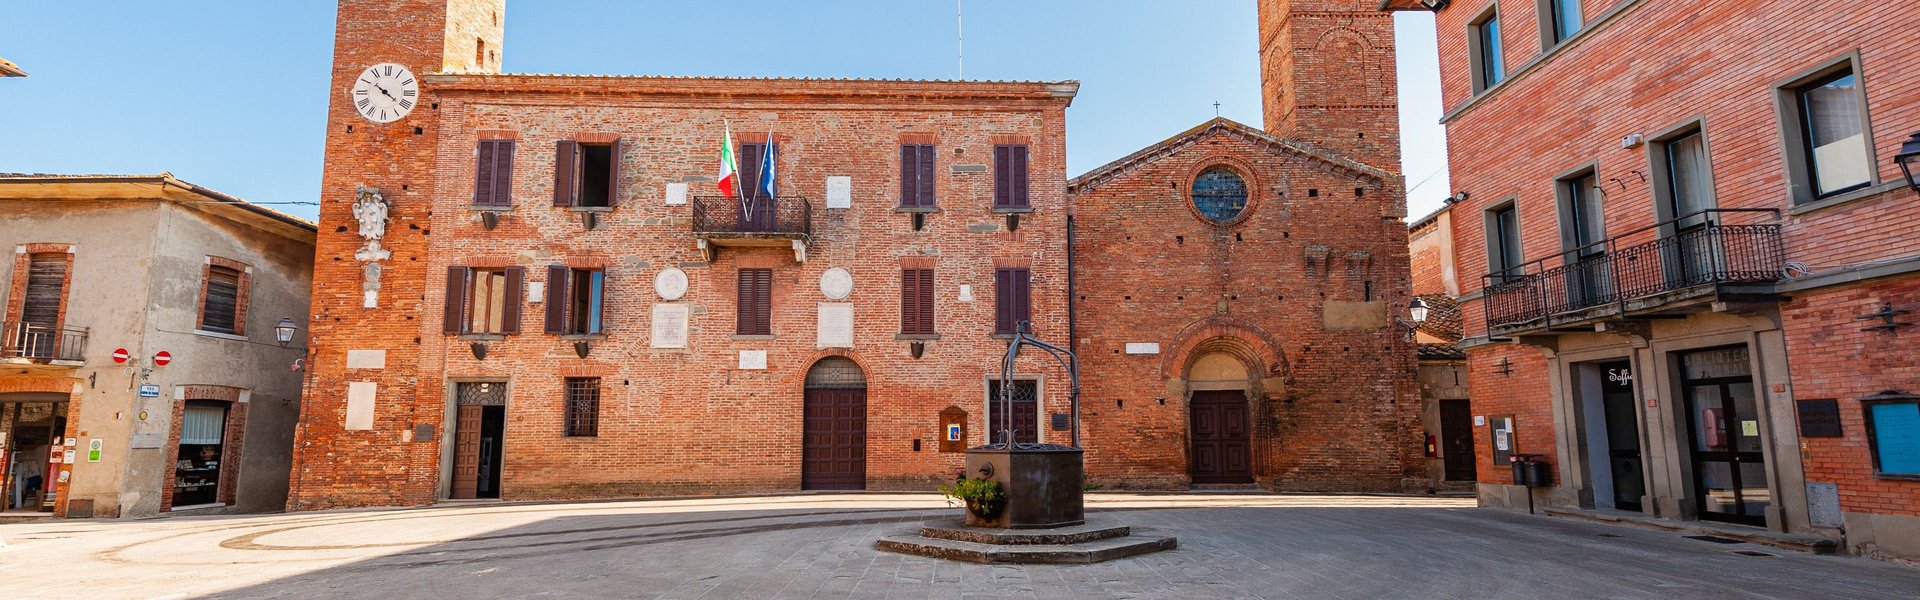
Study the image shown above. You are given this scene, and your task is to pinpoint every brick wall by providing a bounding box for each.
[1781,276,1920,518]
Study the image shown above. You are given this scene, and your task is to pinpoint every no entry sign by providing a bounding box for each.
[111,348,130,364]
[153,351,172,366]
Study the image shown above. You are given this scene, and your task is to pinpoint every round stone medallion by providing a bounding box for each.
[820,267,853,300]
[654,267,689,300]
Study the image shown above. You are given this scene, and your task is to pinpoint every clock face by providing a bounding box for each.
[350,62,419,124]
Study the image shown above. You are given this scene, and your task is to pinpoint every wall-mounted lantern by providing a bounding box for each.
[1398,297,1430,341]
[1895,132,1920,193]
[274,317,299,348]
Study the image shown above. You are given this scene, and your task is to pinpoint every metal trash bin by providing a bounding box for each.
[1511,454,1551,488]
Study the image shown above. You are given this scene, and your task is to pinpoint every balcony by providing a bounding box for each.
[1,320,88,366]
[691,195,813,262]
[1482,210,1785,337]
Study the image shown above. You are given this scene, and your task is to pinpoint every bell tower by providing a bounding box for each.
[289,0,504,510]
[1257,0,1401,172]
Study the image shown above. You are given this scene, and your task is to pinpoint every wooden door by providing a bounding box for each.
[1439,399,1478,482]
[802,388,866,490]
[987,380,1038,444]
[1190,390,1252,484]
[450,405,482,499]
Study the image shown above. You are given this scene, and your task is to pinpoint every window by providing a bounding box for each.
[994,267,1031,335]
[11,252,70,357]
[739,143,777,202]
[543,266,604,335]
[199,265,244,334]
[1788,67,1873,200]
[553,139,620,207]
[1470,8,1505,93]
[473,139,514,207]
[900,268,935,334]
[564,377,601,437]
[1486,203,1523,281]
[736,268,772,336]
[443,266,523,335]
[1192,166,1248,223]
[993,145,1030,209]
[1863,393,1920,479]
[1559,170,1604,256]
[1657,129,1714,228]
[900,144,937,208]
[1542,0,1582,45]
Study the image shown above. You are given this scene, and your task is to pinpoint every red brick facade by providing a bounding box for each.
[1412,0,1920,557]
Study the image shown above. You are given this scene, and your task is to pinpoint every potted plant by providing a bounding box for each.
[937,475,1007,526]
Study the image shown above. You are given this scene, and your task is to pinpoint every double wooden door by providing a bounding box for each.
[802,388,866,490]
[1190,390,1252,484]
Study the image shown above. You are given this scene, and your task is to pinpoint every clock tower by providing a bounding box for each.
[290,0,504,510]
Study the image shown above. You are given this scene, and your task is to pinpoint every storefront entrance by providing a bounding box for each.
[450,381,506,500]
[0,397,66,513]
[172,401,230,507]
[1680,347,1768,526]
[1576,360,1644,512]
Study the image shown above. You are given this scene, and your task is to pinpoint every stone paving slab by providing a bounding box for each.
[0,493,1915,599]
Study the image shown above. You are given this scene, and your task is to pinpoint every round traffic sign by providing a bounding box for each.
[111,348,130,364]
[153,351,172,366]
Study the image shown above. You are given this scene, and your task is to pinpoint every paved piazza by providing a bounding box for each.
[2,494,1917,599]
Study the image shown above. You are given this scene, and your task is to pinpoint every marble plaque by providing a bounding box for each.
[819,267,853,300]
[1124,343,1161,355]
[655,267,689,300]
[346,349,387,369]
[817,302,854,349]
[527,281,545,303]
[739,350,768,370]
[345,382,377,431]
[665,182,689,206]
[957,284,974,302]
[825,176,851,209]
[651,303,689,349]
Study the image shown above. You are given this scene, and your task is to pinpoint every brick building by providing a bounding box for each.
[289,0,1424,507]
[1386,0,1920,560]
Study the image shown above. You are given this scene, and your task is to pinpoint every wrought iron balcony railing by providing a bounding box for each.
[1482,209,1785,332]
[1,320,88,363]
[691,195,812,238]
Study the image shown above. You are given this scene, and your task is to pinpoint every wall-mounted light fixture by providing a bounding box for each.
[1396,297,1430,341]
[1419,0,1450,11]
[1896,132,1920,193]
[274,317,299,348]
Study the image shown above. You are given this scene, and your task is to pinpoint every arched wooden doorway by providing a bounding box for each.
[1188,352,1254,484]
[802,357,867,490]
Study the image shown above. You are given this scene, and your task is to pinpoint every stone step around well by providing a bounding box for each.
[917,518,1131,545]
[875,529,1178,565]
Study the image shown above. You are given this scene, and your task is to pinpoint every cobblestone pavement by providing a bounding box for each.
[2,493,1916,599]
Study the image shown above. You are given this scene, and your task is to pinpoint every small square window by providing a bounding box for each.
[565,377,601,437]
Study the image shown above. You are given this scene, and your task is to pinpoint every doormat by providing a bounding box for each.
[1682,535,1743,544]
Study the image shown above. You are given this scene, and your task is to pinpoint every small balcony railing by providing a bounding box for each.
[691,195,812,238]
[1,320,88,363]
[1483,209,1785,333]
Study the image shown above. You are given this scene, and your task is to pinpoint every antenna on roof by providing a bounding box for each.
[957,0,965,79]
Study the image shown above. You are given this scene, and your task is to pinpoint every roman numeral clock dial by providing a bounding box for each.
[350,62,419,124]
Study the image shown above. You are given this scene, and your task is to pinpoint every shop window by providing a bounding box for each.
[173,401,228,508]
[1863,392,1920,479]
[565,377,600,437]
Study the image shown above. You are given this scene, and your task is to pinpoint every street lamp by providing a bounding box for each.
[274,317,299,348]
[1896,131,1920,193]
[1408,297,1430,325]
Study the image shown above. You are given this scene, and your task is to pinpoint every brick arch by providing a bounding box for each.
[1311,26,1373,51]
[784,348,872,389]
[0,375,83,517]
[1160,317,1291,382]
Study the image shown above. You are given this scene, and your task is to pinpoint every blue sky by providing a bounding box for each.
[0,1,1449,222]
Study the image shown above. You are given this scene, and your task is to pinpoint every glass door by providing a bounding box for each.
[1681,348,1767,526]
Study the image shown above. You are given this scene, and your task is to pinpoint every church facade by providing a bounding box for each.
[289,0,1418,509]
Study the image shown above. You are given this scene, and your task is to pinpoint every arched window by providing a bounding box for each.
[804,356,866,389]
[1192,167,1248,223]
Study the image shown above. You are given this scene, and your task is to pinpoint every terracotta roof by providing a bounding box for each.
[1067,117,1393,195]
[1407,203,1452,231]
[0,56,25,78]
[1414,293,1463,343]
[0,172,315,232]
[1418,343,1466,360]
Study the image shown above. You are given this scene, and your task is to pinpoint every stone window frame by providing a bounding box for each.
[1466,2,1506,95]
[1772,51,1885,212]
[1861,392,1920,481]
[196,256,252,338]
[1535,0,1583,50]
[1645,117,1718,231]
[1482,197,1524,283]
[1183,158,1260,228]
[1552,161,1604,256]
[159,385,249,512]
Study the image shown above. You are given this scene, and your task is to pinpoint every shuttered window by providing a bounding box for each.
[200,265,242,334]
[554,139,621,207]
[994,267,1031,335]
[445,266,522,335]
[20,253,67,327]
[900,144,936,207]
[473,139,515,207]
[993,145,1030,209]
[564,377,600,437]
[737,268,773,335]
[900,268,935,334]
[545,266,605,335]
[180,404,228,445]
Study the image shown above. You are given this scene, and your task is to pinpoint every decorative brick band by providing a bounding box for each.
[475,129,520,140]
[736,256,784,269]
[990,134,1031,145]
[177,384,246,403]
[898,256,938,269]
[565,256,610,269]
[573,132,621,144]
[559,365,612,377]
[20,243,74,254]
[899,133,938,144]
[991,257,1033,269]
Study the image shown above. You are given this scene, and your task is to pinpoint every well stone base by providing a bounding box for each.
[876,517,1177,564]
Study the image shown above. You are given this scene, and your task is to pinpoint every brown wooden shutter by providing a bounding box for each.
[739,144,764,199]
[918,145,936,206]
[993,146,1011,207]
[605,138,621,207]
[494,140,515,207]
[994,268,1013,334]
[1011,146,1030,208]
[916,269,935,333]
[737,268,772,335]
[899,269,918,333]
[1012,268,1031,331]
[553,140,578,206]
[899,146,917,207]
[501,266,525,335]
[443,265,470,334]
[474,141,496,206]
[545,265,571,334]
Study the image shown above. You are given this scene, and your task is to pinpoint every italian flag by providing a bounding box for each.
[716,122,740,198]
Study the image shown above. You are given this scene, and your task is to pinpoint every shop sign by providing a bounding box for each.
[87,439,102,463]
